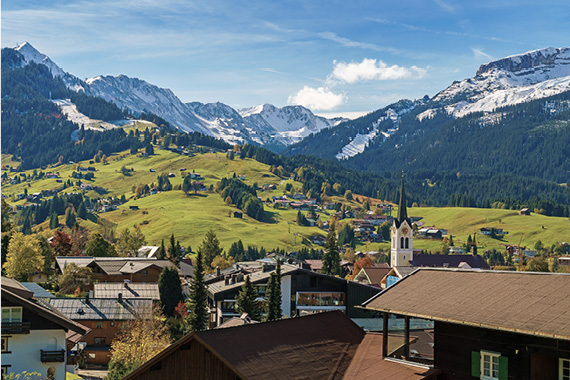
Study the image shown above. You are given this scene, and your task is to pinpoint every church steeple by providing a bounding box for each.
[396,175,408,227]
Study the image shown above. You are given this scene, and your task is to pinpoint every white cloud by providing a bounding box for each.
[287,86,345,111]
[330,58,426,84]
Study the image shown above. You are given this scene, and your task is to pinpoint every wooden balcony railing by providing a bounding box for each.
[40,349,65,363]
[1,322,31,334]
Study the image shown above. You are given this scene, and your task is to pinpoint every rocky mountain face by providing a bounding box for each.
[285,47,570,184]
[11,42,342,150]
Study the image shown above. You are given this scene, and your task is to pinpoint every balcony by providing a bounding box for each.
[1,322,31,334]
[41,349,65,363]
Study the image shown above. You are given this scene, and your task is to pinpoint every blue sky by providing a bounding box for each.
[2,0,569,117]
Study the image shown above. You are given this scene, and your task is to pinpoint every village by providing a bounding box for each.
[3,179,570,380]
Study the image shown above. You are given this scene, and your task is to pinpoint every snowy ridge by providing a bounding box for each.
[421,47,570,120]
[12,42,343,149]
[15,42,85,91]
[335,104,416,160]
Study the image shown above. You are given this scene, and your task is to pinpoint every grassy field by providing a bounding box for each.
[3,149,569,254]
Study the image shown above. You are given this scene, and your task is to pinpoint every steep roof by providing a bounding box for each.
[411,254,490,270]
[1,282,89,336]
[356,267,392,286]
[47,298,152,321]
[395,176,410,228]
[123,310,366,380]
[93,283,159,300]
[20,282,55,298]
[364,268,570,340]
[55,256,175,275]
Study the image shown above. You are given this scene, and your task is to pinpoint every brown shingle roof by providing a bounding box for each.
[360,267,392,285]
[364,268,570,340]
[344,333,439,380]
[123,311,366,380]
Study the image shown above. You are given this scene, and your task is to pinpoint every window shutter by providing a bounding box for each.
[471,351,481,377]
[499,356,508,380]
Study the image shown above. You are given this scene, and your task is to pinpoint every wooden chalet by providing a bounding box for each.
[363,268,570,380]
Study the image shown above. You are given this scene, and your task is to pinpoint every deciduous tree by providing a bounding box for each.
[58,263,93,294]
[5,232,44,281]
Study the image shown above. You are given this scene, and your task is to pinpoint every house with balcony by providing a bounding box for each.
[1,277,89,380]
[363,268,570,380]
[206,262,380,328]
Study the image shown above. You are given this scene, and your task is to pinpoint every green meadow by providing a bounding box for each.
[2,147,569,254]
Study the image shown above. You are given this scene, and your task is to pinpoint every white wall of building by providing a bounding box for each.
[2,329,67,380]
[281,275,292,318]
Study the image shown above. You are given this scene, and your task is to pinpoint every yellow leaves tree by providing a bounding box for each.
[210,255,235,271]
[5,232,44,281]
[107,305,171,379]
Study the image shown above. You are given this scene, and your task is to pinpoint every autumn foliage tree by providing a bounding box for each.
[106,305,171,380]
[50,230,73,256]
[5,232,44,281]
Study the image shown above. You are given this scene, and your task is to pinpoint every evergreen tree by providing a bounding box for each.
[158,267,184,317]
[84,233,116,257]
[235,275,262,321]
[188,249,208,332]
[65,207,76,229]
[472,234,478,256]
[322,227,341,276]
[198,229,223,268]
[158,239,166,259]
[265,259,282,321]
[168,234,179,264]
[77,201,87,219]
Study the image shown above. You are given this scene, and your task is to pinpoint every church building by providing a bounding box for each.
[390,176,414,267]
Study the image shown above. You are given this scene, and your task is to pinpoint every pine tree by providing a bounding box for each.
[158,239,166,259]
[322,227,341,276]
[265,259,282,321]
[188,249,208,332]
[472,234,478,256]
[198,229,223,268]
[77,201,87,219]
[158,267,184,317]
[65,207,76,229]
[235,275,262,321]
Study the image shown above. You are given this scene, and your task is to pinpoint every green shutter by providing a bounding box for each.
[472,351,481,377]
[499,356,508,380]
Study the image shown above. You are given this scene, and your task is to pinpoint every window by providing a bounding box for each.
[560,358,570,380]
[405,237,409,249]
[88,353,96,359]
[94,337,106,345]
[472,350,507,380]
[95,322,103,329]
[481,351,500,379]
[1,307,22,323]
[400,237,405,249]
[1,337,9,353]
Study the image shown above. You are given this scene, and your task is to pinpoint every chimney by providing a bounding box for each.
[231,274,237,284]
[237,274,244,282]
[124,279,129,288]
[85,292,90,304]
[224,277,230,285]
[118,293,123,303]
[216,267,220,276]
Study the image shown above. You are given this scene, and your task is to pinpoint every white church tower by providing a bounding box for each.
[391,176,414,267]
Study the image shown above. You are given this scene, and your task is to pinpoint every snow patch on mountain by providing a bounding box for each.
[419,47,570,120]
[335,105,414,160]
[15,42,85,92]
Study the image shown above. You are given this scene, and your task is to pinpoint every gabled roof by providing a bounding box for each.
[55,256,176,275]
[355,267,392,286]
[93,283,160,300]
[123,310,366,380]
[47,298,152,321]
[1,283,89,336]
[20,282,55,298]
[364,268,570,340]
[207,264,299,296]
[411,254,490,270]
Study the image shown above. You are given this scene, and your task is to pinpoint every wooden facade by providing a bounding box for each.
[128,339,239,380]
[434,321,570,380]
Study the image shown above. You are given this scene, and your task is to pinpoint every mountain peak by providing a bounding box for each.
[476,47,570,76]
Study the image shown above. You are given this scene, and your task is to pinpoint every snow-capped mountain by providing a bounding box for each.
[11,42,342,150]
[14,42,85,91]
[418,47,570,119]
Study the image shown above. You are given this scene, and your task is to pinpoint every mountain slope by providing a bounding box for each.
[286,47,570,184]
[11,42,340,150]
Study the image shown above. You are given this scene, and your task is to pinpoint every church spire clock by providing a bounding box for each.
[391,174,414,267]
